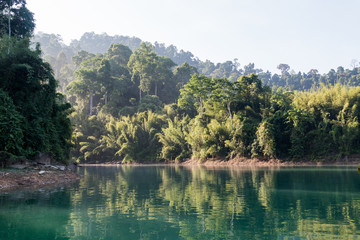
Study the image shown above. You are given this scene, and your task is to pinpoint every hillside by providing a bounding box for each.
[33,32,360,94]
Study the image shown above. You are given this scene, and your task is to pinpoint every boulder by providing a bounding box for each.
[58,166,66,171]
[51,165,66,171]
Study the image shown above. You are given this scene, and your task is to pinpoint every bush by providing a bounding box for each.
[0,89,24,157]
[158,117,191,162]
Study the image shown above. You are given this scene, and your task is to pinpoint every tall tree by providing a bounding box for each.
[0,0,35,39]
[173,62,198,92]
[68,68,100,116]
[211,78,238,128]
[128,43,175,100]
[178,75,213,115]
[107,43,132,66]
[277,63,290,75]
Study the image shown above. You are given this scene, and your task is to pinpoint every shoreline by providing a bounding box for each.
[1,158,358,193]
[79,157,360,167]
[0,169,80,192]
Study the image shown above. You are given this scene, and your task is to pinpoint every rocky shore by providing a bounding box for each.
[0,163,80,192]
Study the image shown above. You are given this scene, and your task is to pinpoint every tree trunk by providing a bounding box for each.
[227,101,233,129]
[89,90,93,116]
[139,88,142,102]
[154,82,158,96]
[8,1,11,55]
[104,91,108,105]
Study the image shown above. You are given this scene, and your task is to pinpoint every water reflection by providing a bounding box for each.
[67,166,360,239]
[0,187,72,240]
[1,166,360,239]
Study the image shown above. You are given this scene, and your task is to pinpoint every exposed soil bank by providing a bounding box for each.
[180,158,360,167]
[79,156,360,167]
[0,169,80,192]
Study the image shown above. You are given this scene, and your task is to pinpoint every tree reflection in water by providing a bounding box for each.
[66,166,360,239]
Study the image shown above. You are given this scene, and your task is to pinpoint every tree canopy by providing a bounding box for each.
[24,31,360,164]
[0,0,35,38]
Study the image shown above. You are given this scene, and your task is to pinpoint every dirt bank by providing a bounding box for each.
[79,156,360,167]
[0,168,80,192]
[181,158,360,167]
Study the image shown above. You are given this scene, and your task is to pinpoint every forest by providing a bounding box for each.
[0,0,72,165]
[37,33,360,163]
[2,0,360,164]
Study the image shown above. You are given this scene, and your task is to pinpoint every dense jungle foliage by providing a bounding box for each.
[2,1,360,164]
[0,0,72,165]
[45,37,360,163]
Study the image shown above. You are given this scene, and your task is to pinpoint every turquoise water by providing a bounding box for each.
[0,166,360,239]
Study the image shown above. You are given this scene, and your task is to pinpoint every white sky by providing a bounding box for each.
[26,0,360,74]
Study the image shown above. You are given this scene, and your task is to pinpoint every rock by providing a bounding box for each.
[39,171,46,175]
[47,165,66,171]
[10,164,27,169]
[58,166,65,171]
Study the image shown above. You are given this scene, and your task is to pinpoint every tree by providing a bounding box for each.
[128,42,175,101]
[32,32,67,57]
[277,63,290,75]
[154,55,176,97]
[0,38,72,162]
[158,117,191,162]
[0,89,23,158]
[243,63,259,75]
[72,50,95,68]
[68,54,115,116]
[236,74,271,115]
[105,111,165,163]
[128,43,156,100]
[0,0,35,38]
[55,51,68,75]
[251,120,276,158]
[68,68,99,116]
[98,58,111,105]
[197,60,215,75]
[178,75,213,115]
[107,43,132,66]
[173,62,198,90]
[211,78,238,128]
[210,60,241,80]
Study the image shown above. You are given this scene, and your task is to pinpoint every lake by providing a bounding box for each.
[0,166,360,239]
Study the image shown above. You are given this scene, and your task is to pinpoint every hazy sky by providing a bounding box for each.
[26,0,360,73]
